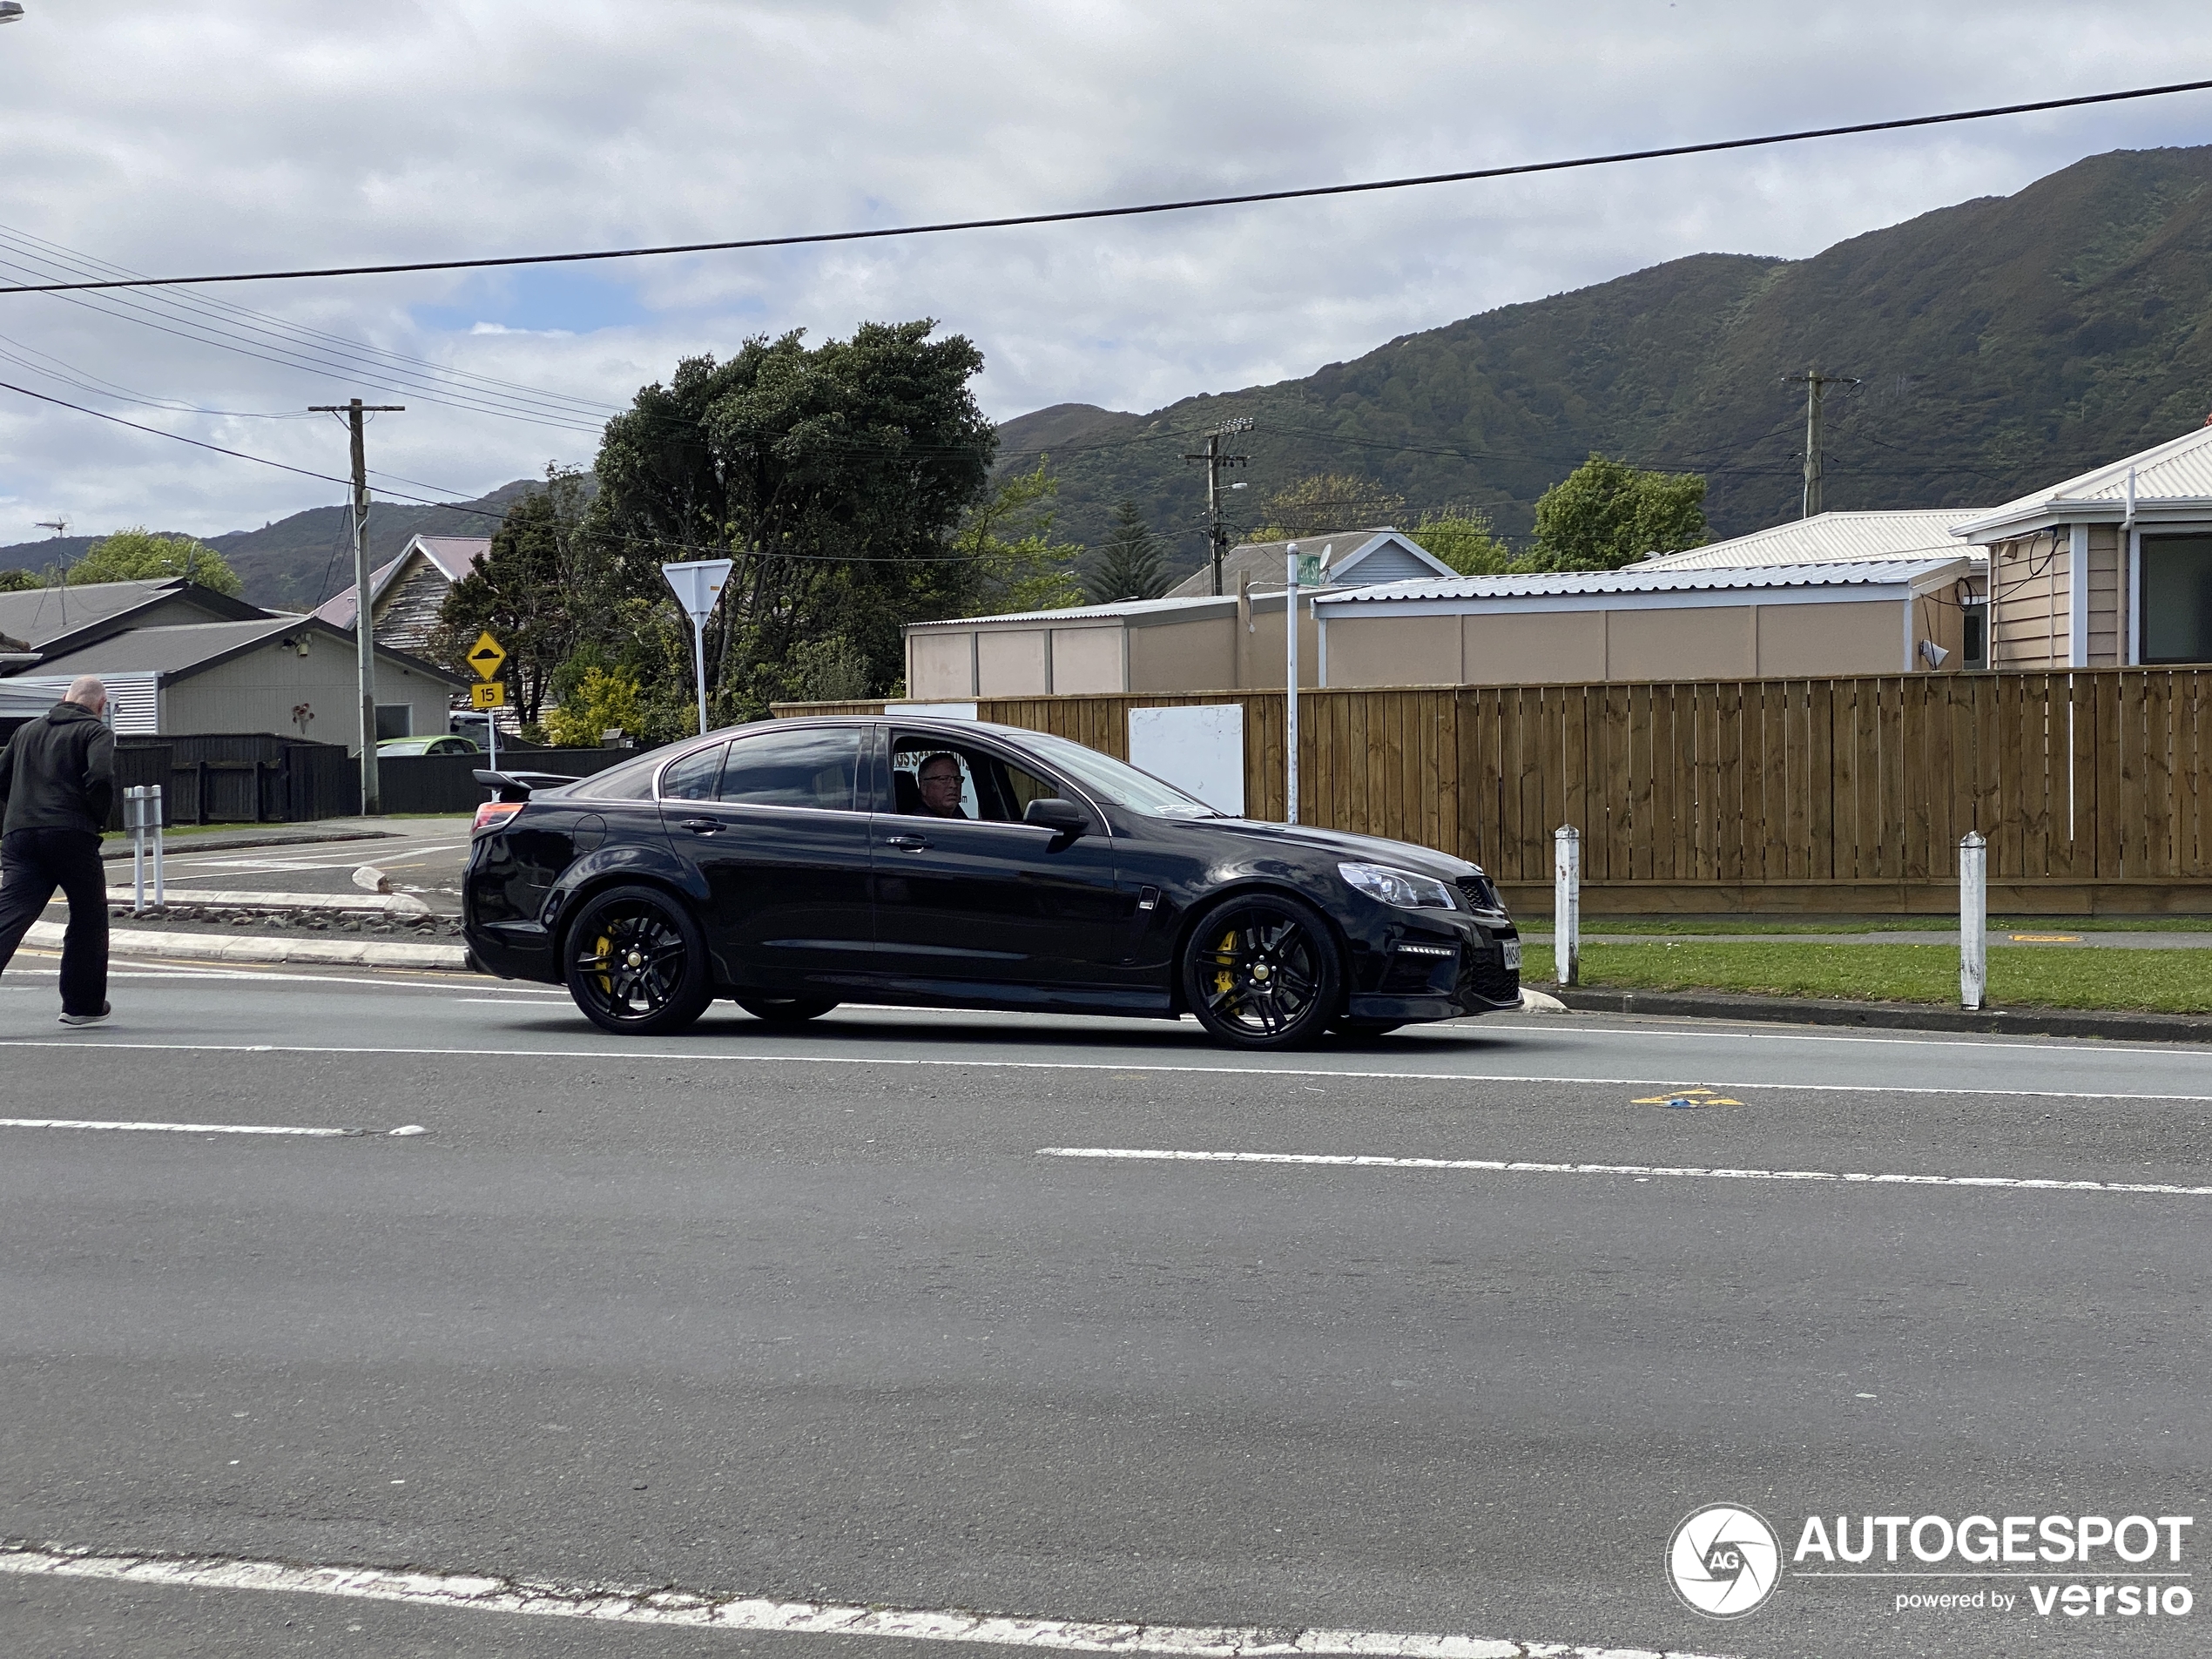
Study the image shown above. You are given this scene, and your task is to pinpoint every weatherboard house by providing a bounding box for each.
[313,533,492,655]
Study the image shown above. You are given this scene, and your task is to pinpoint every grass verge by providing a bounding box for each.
[1575,941,2212,1015]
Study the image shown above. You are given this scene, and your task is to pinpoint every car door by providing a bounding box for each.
[870,729,1137,1008]
[658,725,876,995]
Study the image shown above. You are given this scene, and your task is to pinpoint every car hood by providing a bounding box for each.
[1201,817,1482,879]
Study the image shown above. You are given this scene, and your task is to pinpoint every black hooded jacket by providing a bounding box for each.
[0,700,117,836]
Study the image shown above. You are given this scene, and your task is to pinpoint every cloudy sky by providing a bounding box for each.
[2,0,2209,545]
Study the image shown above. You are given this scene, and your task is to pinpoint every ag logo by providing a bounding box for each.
[1667,1503,1781,1619]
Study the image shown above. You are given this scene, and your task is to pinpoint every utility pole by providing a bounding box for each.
[1184,416,1253,595]
[1784,364,1858,518]
[308,398,404,813]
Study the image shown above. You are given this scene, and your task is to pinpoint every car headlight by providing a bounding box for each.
[1338,861,1456,909]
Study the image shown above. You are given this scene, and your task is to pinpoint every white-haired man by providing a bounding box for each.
[0,675,116,1025]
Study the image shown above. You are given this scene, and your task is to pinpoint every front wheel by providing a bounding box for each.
[1181,893,1343,1050]
[563,885,713,1036]
[735,995,840,1025]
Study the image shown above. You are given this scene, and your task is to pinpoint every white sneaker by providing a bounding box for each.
[58,1002,111,1027]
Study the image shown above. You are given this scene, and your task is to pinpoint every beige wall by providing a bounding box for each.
[975,628,1049,696]
[1989,530,2067,669]
[1050,626,1123,694]
[1325,614,1457,687]
[1608,605,1755,680]
[1129,615,1238,693]
[2087,523,2125,664]
[1237,597,1321,689]
[1462,611,1605,685]
[1757,599,1905,678]
[161,639,454,750]
[908,631,974,698]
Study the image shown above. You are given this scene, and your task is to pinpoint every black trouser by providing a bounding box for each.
[0,827,109,1015]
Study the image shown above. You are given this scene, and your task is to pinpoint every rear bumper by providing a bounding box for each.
[464,920,558,984]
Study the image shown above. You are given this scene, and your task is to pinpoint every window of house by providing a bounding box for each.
[2141,535,2212,665]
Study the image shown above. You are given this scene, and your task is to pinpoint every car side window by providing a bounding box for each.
[658,742,727,802]
[717,726,864,811]
[890,734,1062,822]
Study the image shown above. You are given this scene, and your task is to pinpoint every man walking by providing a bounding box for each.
[0,676,116,1025]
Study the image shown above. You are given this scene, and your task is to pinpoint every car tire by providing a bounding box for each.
[734,995,840,1025]
[563,884,714,1036]
[1181,892,1343,1050]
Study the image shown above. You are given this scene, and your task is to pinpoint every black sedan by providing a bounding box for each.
[463,715,1521,1049]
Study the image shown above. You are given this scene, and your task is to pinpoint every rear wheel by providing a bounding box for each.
[563,885,712,1036]
[735,995,840,1025]
[1181,893,1342,1050]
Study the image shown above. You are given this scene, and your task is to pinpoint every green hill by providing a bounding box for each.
[1001,146,2212,573]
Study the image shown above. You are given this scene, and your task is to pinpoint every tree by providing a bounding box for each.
[0,568,42,594]
[1082,501,1168,603]
[543,666,644,746]
[956,460,1083,614]
[1252,473,1405,540]
[1407,508,1515,576]
[70,528,243,595]
[1527,455,1707,571]
[586,320,997,728]
[430,467,595,726]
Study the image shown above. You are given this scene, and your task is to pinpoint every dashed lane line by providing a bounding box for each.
[3,1036,2212,1104]
[0,1544,1714,1659]
[0,1118,425,1137]
[1038,1145,2212,1197]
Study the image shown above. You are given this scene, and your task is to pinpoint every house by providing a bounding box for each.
[2,616,466,745]
[904,530,1458,698]
[1163,529,1454,597]
[1640,508,1990,570]
[1307,556,1979,687]
[312,534,491,654]
[1951,422,2212,668]
[0,576,267,662]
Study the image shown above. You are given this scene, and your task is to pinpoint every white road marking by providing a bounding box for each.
[0,1117,363,1136]
[0,1544,1709,1659]
[1038,1146,2212,1197]
[1477,1019,2212,1058]
[4,1037,2211,1103]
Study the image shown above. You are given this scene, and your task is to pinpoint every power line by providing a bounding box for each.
[4,78,2210,296]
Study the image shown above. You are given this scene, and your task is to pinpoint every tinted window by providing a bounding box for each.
[718,727,863,811]
[658,742,728,802]
[568,751,664,800]
[2143,535,2212,665]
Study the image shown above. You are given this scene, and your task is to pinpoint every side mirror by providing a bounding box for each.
[1023,797,1089,837]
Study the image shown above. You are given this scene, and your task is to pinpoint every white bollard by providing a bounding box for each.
[1554,825,1581,988]
[128,786,147,914]
[151,783,165,907]
[1959,830,1987,1010]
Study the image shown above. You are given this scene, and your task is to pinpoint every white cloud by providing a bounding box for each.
[1,0,2209,539]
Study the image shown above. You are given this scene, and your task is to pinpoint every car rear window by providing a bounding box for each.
[566,751,667,800]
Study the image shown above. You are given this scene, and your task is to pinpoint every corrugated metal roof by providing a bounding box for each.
[0,578,184,647]
[1312,556,1970,607]
[1641,509,1991,570]
[1954,422,2212,536]
[30,617,302,675]
[1,672,159,732]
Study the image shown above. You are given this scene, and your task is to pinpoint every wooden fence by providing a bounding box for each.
[778,670,2212,914]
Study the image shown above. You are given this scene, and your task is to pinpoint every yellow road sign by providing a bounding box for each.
[467,631,507,681]
[471,679,507,711]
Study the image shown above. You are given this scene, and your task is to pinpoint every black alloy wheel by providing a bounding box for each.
[563,884,713,1036]
[1181,893,1343,1050]
[734,995,840,1025]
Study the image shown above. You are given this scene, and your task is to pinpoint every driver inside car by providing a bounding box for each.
[914,752,969,819]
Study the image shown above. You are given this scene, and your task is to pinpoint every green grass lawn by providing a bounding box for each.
[1567,941,2212,1015]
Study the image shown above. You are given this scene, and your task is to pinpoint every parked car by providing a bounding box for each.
[379,735,481,758]
[462,716,1521,1049]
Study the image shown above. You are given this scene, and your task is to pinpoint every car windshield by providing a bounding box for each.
[1016,730,1221,819]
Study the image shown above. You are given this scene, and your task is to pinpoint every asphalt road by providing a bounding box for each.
[94,818,475,913]
[3,961,2207,1657]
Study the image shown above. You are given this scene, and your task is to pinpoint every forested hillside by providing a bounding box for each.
[1001,146,2212,575]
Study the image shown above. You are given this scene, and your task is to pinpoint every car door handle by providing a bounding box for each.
[885,833,930,851]
[678,818,720,834]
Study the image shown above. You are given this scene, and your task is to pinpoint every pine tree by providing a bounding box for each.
[1082,501,1168,604]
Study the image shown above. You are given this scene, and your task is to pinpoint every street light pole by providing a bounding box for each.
[309,398,404,813]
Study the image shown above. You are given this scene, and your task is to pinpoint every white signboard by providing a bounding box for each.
[661,558,734,624]
[1129,704,1244,816]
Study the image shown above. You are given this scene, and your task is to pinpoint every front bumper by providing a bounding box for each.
[1345,915,1520,1021]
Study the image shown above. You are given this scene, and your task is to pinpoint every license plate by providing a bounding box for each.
[1501,939,1522,971]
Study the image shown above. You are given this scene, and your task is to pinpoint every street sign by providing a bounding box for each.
[471,680,507,711]
[467,631,507,681]
[1294,551,1325,586]
[661,559,734,624]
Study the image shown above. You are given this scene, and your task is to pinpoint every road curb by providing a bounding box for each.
[98,828,397,860]
[1549,985,2212,1043]
[26,920,470,972]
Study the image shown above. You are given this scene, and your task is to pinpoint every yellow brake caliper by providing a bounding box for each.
[1215,928,1237,999]
[596,932,615,996]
